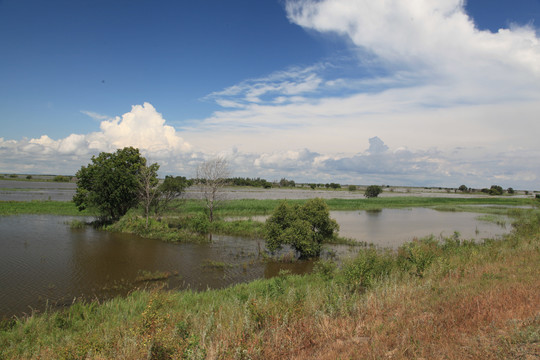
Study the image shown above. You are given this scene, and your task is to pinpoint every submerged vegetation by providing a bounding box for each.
[1,210,539,359]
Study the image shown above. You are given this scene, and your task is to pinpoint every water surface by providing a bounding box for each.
[0,215,305,318]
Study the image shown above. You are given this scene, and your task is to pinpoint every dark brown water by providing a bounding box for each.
[0,209,508,318]
[0,215,312,318]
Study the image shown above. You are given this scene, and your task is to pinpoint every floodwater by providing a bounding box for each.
[0,215,311,318]
[332,208,508,248]
[233,209,508,248]
[3,180,527,201]
[0,209,508,318]
[0,180,76,201]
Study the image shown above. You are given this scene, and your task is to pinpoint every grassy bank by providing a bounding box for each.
[0,201,95,216]
[1,211,539,359]
[1,196,534,217]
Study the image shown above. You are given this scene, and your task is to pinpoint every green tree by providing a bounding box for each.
[458,184,468,192]
[489,185,504,195]
[152,175,192,216]
[73,147,148,221]
[264,198,339,259]
[364,185,383,198]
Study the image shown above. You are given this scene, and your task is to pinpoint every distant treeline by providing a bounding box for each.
[227,177,273,188]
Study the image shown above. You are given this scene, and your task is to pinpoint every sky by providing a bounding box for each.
[1,0,540,190]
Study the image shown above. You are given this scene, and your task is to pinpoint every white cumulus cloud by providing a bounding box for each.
[0,103,192,175]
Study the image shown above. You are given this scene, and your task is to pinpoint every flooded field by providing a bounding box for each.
[0,209,508,318]
[2,180,524,202]
[0,215,314,318]
[0,180,76,201]
[332,208,507,248]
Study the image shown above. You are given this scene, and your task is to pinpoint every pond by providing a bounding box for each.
[0,209,508,318]
[332,208,508,248]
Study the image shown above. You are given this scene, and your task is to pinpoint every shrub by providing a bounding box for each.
[264,198,339,258]
[339,248,394,291]
[397,236,441,276]
[348,185,357,191]
[364,185,383,198]
[53,175,71,182]
[313,259,337,280]
[489,185,504,195]
[190,213,210,234]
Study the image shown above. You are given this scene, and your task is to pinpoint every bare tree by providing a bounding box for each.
[196,157,230,222]
[138,162,160,228]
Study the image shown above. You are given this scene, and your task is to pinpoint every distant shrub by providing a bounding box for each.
[26,175,32,179]
[488,185,504,195]
[9,174,17,178]
[279,178,296,188]
[348,185,357,191]
[53,175,71,182]
[507,187,515,194]
[364,185,383,198]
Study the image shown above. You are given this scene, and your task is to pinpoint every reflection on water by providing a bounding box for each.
[0,209,508,318]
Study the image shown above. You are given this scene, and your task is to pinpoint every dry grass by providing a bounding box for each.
[212,242,540,360]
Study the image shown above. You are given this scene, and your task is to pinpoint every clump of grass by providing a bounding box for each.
[476,214,507,227]
[135,270,177,282]
[201,260,234,269]
[67,219,86,229]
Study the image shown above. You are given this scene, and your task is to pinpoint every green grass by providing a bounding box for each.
[135,270,178,282]
[0,201,95,216]
[1,197,533,217]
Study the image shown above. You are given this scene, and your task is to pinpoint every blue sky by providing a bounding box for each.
[1,0,540,189]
